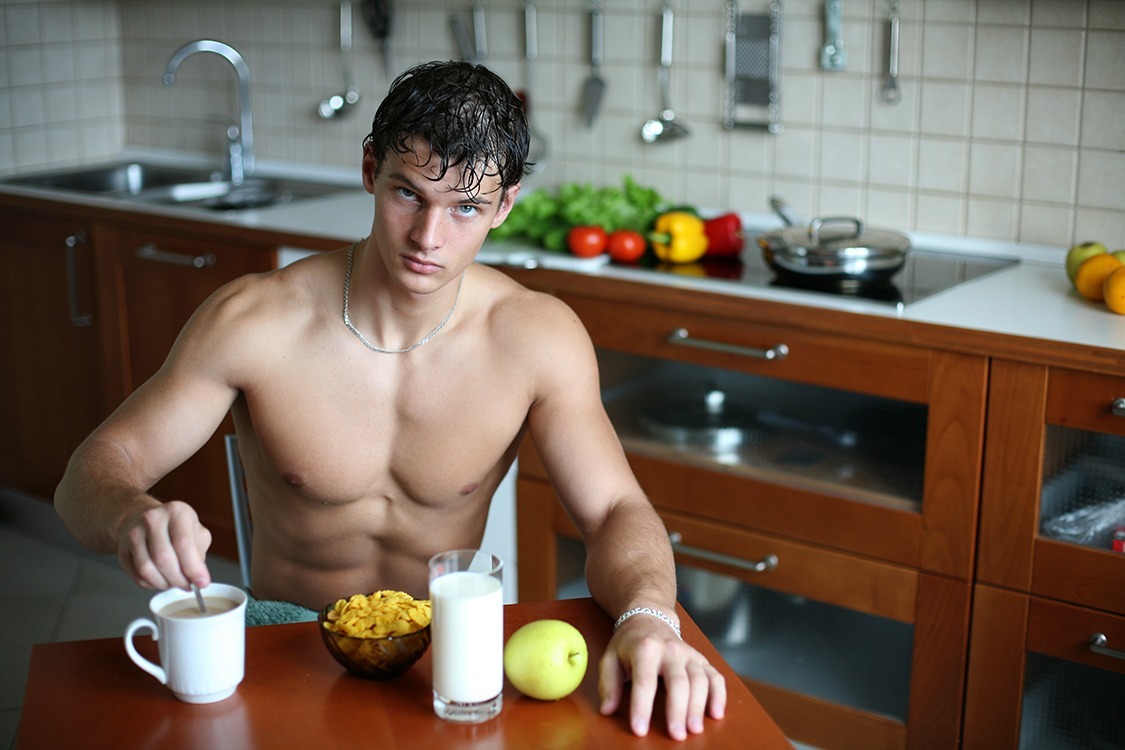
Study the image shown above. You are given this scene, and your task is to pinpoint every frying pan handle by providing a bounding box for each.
[809,216,864,244]
[668,328,789,361]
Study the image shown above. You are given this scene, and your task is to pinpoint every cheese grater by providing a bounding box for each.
[723,0,782,133]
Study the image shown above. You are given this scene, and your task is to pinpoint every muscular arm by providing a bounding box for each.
[521,294,725,740]
[55,278,253,589]
[523,302,674,620]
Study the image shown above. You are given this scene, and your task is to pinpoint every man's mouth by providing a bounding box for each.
[402,254,441,274]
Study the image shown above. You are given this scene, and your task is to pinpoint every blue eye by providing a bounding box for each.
[456,204,481,217]
[396,187,417,200]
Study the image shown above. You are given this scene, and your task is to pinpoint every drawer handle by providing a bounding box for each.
[668,532,779,573]
[668,328,789,361]
[1111,398,1125,417]
[1089,633,1125,661]
[136,244,217,269]
[64,233,93,327]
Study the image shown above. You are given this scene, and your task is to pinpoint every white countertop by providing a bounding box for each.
[3,152,1123,355]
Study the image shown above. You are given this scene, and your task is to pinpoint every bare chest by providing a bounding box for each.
[237,346,530,506]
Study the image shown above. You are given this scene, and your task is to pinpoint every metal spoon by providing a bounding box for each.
[317,0,361,120]
[191,583,208,615]
[641,0,689,144]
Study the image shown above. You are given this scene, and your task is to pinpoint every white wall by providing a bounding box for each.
[1,0,1123,248]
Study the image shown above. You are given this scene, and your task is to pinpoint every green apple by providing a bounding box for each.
[1114,250,1125,264]
[503,619,588,700]
[1065,241,1108,283]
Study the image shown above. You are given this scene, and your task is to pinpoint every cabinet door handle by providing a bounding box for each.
[64,233,93,327]
[668,328,789,361]
[668,532,779,573]
[136,244,217,269]
[1111,398,1125,417]
[1090,633,1125,660]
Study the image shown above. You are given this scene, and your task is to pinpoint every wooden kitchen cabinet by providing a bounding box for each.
[512,279,987,750]
[967,361,1125,748]
[92,223,276,559]
[979,361,1125,615]
[0,207,108,498]
[963,585,1125,748]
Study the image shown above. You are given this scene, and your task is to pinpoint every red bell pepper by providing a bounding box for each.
[703,213,744,257]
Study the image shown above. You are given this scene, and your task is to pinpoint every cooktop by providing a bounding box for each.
[642,245,1019,307]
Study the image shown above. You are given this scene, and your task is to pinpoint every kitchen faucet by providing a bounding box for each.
[163,40,255,185]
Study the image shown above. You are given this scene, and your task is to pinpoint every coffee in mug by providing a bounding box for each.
[124,583,247,704]
[159,597,239,620]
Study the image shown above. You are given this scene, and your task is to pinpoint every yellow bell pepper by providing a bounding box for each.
[649,211,708,264]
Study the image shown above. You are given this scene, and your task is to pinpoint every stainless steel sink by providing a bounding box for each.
[3,161,353,211]
[134,177,350,211]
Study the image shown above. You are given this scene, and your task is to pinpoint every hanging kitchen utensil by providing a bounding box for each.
[522,2,547,170]
[757,204,912,284]
[880,1,902,104]
[449,13,475,61]
[580,0,606,127]
[640,0,689,144]
[723,0,781,133]
[472,2,488,62]
[317,0,361,120]
[360,0,393,78]
[820,0,847,70]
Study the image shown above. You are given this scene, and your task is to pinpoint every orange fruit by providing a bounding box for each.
[1104,265,1125,314]
[1073,253,1123,302]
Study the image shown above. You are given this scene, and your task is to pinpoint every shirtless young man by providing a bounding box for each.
[55,60,724,740]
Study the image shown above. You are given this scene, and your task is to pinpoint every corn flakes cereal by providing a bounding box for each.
[323,590,431,638]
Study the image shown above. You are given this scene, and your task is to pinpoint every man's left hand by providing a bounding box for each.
[597,614,727,740]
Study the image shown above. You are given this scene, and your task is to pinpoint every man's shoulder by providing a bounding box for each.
[472,264,592,357]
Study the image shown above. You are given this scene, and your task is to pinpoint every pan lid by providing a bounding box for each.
[758,216,911,260]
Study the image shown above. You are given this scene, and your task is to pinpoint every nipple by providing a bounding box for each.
[459,482,479,496]
[283,472,305,489]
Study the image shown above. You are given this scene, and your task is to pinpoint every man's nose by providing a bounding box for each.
[410,208,445,250]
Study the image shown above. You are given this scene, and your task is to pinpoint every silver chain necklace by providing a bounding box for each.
[342,241,465,354]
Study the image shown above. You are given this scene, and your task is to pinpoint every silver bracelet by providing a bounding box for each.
[613,607,682,639]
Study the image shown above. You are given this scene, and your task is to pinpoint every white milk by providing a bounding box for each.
[430,571,503,703]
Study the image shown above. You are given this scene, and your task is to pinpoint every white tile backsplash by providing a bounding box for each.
[0,0,1122,248]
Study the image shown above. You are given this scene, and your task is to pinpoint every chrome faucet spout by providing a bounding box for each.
[163,40,255,184]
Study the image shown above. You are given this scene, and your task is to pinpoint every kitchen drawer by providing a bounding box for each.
[1046,368,1125,437]
[559,293,931,404]
[964,586,1125,749]
[523,482,970,750]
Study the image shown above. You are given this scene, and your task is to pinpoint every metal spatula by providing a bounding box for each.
[581,1,606,127]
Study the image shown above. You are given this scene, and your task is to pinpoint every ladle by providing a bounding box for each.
[317,0,361,119]
[641,0,689,144]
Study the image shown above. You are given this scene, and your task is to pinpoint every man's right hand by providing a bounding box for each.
[116,500,213,591]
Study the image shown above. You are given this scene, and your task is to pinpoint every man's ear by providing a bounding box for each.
[491,183,521,229]
[361,144,380,194]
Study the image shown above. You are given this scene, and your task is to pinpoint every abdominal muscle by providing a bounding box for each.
[229,394,523,610]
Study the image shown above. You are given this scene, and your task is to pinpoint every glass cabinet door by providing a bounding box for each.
[1039,427,1125,556]
[598,350,929,515]
[1018,652,1124,749]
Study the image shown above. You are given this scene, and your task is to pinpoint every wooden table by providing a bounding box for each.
[18,597,792,749]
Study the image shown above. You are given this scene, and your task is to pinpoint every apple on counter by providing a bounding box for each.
[503,619,589,701]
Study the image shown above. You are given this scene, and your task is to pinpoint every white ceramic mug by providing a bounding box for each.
[123,583,247,704]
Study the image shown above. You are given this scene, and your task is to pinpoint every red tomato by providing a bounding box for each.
[607,230,647,263]
[567,226,608,257]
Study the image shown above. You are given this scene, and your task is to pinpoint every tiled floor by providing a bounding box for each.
[0,489,241,750]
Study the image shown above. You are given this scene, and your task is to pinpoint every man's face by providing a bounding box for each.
[362,137,519,290]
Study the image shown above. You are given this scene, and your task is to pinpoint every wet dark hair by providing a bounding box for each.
[363,60,530,200]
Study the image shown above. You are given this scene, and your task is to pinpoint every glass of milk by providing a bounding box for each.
[428,549,504,723]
